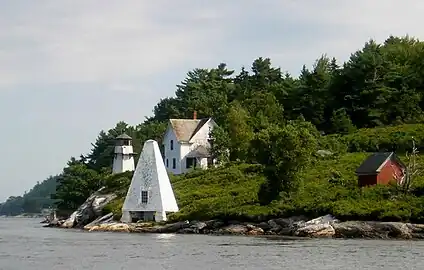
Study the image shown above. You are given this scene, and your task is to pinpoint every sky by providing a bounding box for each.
[0,0,423,202]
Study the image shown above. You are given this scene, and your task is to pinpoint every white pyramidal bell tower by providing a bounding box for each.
[112,133,135,174]
[121,139,179,223]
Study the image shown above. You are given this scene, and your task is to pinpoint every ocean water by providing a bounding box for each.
[0,218,422,270]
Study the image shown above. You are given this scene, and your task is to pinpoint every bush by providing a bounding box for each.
[168,163,273,221]
[102,197,124,220]
[335,124,424,152]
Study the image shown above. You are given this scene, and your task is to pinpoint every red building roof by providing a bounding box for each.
[355,152,405,175]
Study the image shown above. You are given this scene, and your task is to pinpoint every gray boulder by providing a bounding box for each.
[333,221,413,239]
[294,215,339,237]
[84,212,114,230]
[60,187,117,228]
[219,224,249,235]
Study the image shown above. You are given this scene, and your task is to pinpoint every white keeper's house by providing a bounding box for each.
[162,111,218,175]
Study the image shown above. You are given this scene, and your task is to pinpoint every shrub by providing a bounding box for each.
[336,124,424,152]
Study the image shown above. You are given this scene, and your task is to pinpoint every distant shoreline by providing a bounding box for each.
[1,214,45,218]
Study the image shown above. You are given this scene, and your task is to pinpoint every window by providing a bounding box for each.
[166,159,169,167]
[170,140,174,150]
[208,127,212,139]
[172,158,176,169]
[186,157,197,169]
[123,139,130,146]
[141,190,148,204]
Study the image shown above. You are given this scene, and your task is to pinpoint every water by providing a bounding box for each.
[0,218,422,270]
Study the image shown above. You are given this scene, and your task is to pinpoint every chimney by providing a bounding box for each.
[193,110,197,120]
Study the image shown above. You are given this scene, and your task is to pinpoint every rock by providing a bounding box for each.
[247,228,264,235]
[83,213,114,230]
[408,224,424,239]
[65,213,424,239]
[228,220,241,225]
[271,216,310,235]
[371,222,411,239]
[256,222,271,231]
[267,220,282,233]
[333,221,382,238]
[40,218,50,224]
[61,211,78,228]
[274,216,308,226]
[133,224,171,233]
[220,224,249,235]
[178,228,197,234]
[189,221,208,233]
[58,187,117,229]
[293,215,338,238]
[333,221,412,239]
[295,223,335,237]
[246,224,264,235]
[205,220,225,229]
[43,218,63,227]
[88,223,131,233]
[246,224,256,230]
[310,214,339,225]
[74,191,117,228]
[156,221,190,233]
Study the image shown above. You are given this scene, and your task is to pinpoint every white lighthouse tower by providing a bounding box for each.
[112,133,135,174]
[121,139,179,223]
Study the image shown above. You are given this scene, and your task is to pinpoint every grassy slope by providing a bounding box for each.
[104,151,424,223]
[103,124,424,223]
[170,164,269,221]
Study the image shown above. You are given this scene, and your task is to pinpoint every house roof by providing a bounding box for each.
[169,118,210,142]
[186,145,210,158]
[116,133,132,140]
[355,152,405,175]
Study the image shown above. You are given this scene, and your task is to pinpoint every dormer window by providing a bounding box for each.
[170,140,174,150]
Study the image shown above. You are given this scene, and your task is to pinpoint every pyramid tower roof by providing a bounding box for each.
[122,139,179,213]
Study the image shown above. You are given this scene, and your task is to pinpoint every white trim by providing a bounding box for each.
[188,118,217,143]
[375,153,393,172]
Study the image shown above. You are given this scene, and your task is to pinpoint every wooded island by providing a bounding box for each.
[3,35,424,225]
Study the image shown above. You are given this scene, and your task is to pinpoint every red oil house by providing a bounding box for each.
[355,152,406,187]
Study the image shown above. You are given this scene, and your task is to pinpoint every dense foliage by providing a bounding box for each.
[103,154,424,223]
[3,35,424,222]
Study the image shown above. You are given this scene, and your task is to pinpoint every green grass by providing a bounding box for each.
[172,151,424,223]
[281,152,424,223]
[169,164,275,221]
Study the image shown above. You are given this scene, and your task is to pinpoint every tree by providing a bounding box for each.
[295,56,335,130]
[53,158,106,211]
[224,102,254,161]
[329,108,356,135]
[394,138,420,193]
[209,126,230,164]
[251,120,319,204]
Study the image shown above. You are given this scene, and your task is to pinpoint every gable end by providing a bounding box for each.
[355,152,393,175]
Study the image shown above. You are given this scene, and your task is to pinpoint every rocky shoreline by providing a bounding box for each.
[45,213,424,239]
[42,189,424,239]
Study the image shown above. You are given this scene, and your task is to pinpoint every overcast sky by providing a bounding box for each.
[0,0,423,201]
